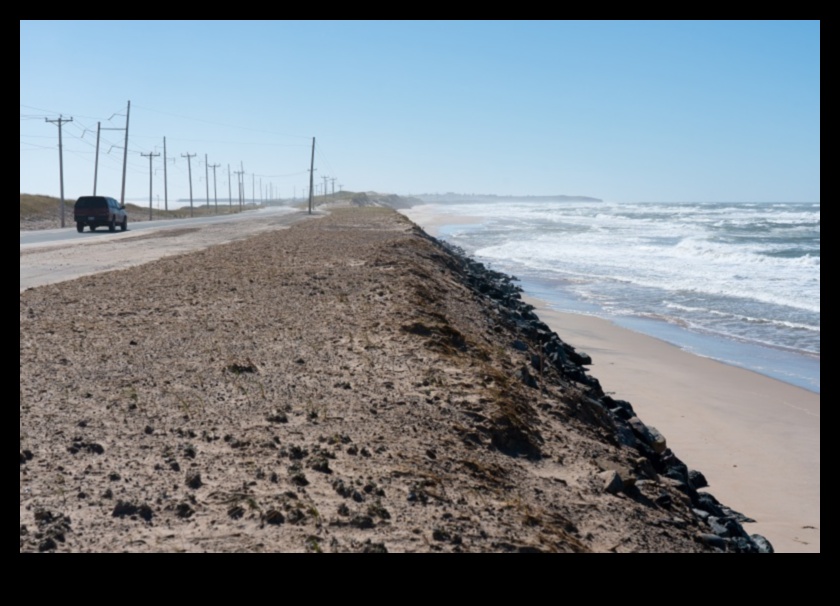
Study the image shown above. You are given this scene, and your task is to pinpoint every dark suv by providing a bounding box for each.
[73,196,128,233]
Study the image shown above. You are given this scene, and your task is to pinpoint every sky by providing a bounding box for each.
[20,20,820,204]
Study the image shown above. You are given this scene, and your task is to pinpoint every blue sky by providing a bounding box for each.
[20,20,820,204]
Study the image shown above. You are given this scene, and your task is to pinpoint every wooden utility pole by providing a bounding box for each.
[45,115,73,228]
[308,137,316,215]
[119,100,131,209]
[182,153,196,217]
[93,122,101,195]
[141,151,160,221]
[209,162,220,213]
[227,164,233,212]
[163,137,169,211]
[235,165,245,212]
[205,154,210,213]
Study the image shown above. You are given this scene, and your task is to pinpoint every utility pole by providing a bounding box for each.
[209,162,220,213]
[308,137,316,215]
[93,122,101,195]
[235,164,245,212]
[252,173,255,205]
[120,100,131,209]
[322,176,329,204]
[205,154,210,213]
[182,152,196,217]
[99,103,129,205]
[45,114,73,228]
[331,177,336,197]
[227,164,233,212]
[163,137,169,211]
[141,151,160,221]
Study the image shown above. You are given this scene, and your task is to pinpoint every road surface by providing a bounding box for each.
[20,206,321,291]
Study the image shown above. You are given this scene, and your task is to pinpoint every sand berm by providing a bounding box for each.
[20,207,769,553]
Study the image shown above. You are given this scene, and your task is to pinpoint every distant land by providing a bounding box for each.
[416,193,603,203]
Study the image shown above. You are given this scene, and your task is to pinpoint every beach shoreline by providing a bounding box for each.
[401,205,820,553]
[400,204,820,392]
[522,295,820,553]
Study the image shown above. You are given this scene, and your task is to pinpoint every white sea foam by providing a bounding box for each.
[420,199,820,389]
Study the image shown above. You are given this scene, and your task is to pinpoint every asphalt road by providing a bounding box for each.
[20,206,307,248]
[20,206,321,291]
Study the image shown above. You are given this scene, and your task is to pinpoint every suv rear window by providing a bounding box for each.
[75,196,109,209]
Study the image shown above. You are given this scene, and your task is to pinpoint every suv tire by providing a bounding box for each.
[76,222,84,233]
[109,217,116,232]
[120,216,128,231]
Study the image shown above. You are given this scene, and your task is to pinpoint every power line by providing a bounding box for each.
[133,103,313,141]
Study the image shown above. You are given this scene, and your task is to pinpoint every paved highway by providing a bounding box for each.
[20,206,321,291]
[20,206,305,248]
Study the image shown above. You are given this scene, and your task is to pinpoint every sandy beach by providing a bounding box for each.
[401,207,820,553]
[523,300,820,553]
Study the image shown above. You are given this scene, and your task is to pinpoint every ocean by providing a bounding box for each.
[405,199,820,394]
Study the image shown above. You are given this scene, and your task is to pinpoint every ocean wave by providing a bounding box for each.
[663,302,821,332]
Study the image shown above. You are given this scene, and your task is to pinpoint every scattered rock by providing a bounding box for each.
[226,360,257,374]
[112,501,153,522]
[515,366,539,389]
[511,340,529,352]
[290,471,309,487]
[267,411,288,424]
[286,508,306,525]
[695,533,726,550]
[308,456,331,474]
[367,502,391,520]
[600,470,624,495]
[185,472,203,490]
[689,469,709,489]
[432,529,451,542]
[350,515,374,529]
[263,509,285,525]
[751,534,774,554]
[228,506,245,520]
[39,538,58,552]
[176,503,194,519]
[68,440,105,456]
